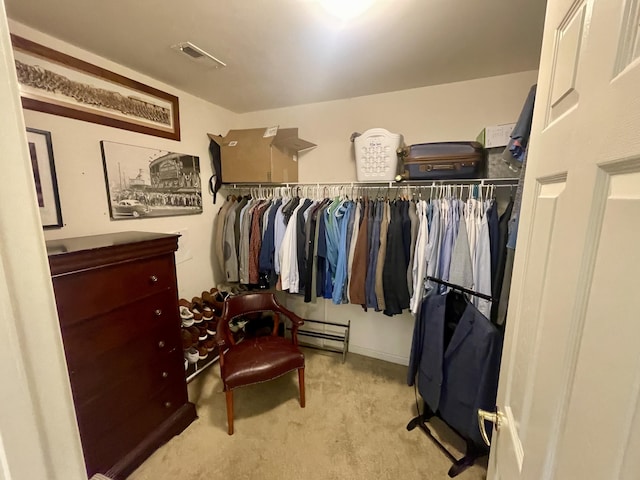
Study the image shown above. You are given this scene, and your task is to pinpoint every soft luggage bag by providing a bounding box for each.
[396,141,485,180]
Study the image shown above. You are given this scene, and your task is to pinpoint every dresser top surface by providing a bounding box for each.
[46,231,177,257]
[46,232,180,275]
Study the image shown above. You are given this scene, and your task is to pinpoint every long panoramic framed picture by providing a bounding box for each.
[26,128,63,229]
[101,140,202,220]
[11,34,180,141]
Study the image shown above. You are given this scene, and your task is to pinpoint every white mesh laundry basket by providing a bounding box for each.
[353,128,403,182]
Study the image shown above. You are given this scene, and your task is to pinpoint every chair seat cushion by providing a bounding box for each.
[222,336,304,390]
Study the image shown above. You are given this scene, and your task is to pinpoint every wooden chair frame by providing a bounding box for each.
[215,293,305,434]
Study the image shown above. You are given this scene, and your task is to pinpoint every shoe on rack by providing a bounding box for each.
[192,296,213,314]
[181,328,195,349]
[197,345,209,360]
[229,317,249,333]
[198,327,208,341]
[193,311,204,324]
[180,306,195,327]
[203,338,217,352]
[206,320,217,336]
[202,291,224,313]
[185,347,199,364]
[178,298,192,309]
[187,326,200,343]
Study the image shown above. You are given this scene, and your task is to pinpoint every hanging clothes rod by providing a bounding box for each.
[426,276,495,302]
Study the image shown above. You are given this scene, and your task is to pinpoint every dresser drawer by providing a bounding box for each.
[69,342,184,408]
[75,359,186,440]
[61,291,180,371]
[53,254,176,326]
[80,382,188,475]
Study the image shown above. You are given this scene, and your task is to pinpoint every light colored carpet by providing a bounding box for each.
[129,349,487,480]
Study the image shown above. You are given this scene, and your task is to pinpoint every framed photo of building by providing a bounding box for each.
[26,128,63,229]
[100,141,202,220]
[12,35,180,141]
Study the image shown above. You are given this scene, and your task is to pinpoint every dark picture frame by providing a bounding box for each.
[101,140,203,220]
[26,128,63,229]
[12,35,181,141]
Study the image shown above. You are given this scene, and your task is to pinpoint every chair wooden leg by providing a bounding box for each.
[225,390,234,435]
[298,367,306,408]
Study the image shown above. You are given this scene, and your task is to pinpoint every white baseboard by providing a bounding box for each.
[348,344,409,366]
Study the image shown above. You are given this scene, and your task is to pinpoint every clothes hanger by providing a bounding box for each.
[445,287,470,332]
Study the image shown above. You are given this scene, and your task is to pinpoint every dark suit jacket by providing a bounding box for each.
[383,202,409,316]
[408,292,503,446]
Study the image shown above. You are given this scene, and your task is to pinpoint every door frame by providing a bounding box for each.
[0,1,86,478]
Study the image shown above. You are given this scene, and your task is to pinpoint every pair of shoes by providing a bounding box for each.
[206,319,217,336]
[181,328,196,349]
[179,305,194,327]
[229,318,248,333]
[197,345,209,360]
[198,324,208,341]
[202,338,217,352]
[201,290,224,314]
[186,326,200,344]
[191,296,213,315]
[180,298,214,326]
[184,347,199,364]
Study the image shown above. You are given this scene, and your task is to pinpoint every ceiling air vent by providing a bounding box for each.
[171,42,226,68]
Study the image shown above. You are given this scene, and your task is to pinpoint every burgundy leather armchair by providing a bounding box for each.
[215,292,305,435]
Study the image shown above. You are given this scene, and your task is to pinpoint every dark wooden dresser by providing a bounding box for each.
[46,231,197,479]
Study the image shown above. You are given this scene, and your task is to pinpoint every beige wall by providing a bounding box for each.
[235,70,539,364]
[10,21,238,299]
[235,70,539,183]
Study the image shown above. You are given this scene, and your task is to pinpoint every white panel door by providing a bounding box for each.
[488,0,640,478]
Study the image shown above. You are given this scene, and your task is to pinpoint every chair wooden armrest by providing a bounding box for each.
[274,303,304,345]
[215,316,230,348]
[283,310,305,327]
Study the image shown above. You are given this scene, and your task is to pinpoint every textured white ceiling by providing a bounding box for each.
[5,0,547,113]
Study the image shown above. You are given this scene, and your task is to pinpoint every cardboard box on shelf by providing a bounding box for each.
[208,127,316,183]
[476,123,516,149]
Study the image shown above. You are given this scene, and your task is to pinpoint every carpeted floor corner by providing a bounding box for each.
[129,349,487,480]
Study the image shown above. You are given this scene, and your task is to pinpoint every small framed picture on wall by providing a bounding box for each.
[26,128,63,228]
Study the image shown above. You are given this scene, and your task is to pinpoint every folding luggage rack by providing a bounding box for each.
[407,276,497,477]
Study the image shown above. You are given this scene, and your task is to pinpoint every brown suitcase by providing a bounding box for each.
[396,141,486,180]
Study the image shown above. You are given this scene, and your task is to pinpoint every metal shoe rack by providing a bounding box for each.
[186,350,221,383]
[289,318,350,363]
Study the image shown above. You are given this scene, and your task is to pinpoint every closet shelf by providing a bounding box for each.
[221,177,519,189]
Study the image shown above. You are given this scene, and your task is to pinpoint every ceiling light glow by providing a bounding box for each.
[318,0,375,20]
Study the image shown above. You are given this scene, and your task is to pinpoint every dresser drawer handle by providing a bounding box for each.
[158,340,166,348]
[162,371,169,378]
[154,309,163,316]
[164,401,172,408]
[150,275,158,284]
